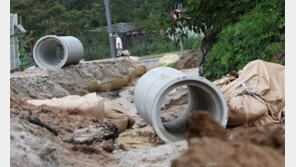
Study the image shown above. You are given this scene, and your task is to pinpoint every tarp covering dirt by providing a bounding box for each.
[104,101,135,133]
[27,93,105,123]
[27,93,135,134]
[214,60,285,126]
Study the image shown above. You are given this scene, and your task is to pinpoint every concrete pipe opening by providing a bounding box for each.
[33,35,84,69]
[134,67,228,143]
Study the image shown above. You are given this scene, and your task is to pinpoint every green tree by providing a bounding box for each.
[205,0,285,79]
[10,0,90,38]
[151,0,284,78]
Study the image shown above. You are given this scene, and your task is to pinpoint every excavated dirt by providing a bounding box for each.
[10,94,118,145]
[10,115,117,167]
[172,112,285,167]
[10,56,285,166]
[10,58,137,99]
[174,51,201,70]
[10,60,199,167]
[10,94,188,167]
[185,111,228,141]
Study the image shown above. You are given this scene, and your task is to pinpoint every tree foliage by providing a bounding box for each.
[204,0,284,79]
[10,0,164,38]
[159,0,284,79]
[10,0,90,38]
[11,0,177,60]
[11,0,285,72]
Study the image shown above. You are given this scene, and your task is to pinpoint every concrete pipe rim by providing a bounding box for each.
[151,75,228,143]
[33,35,68,69]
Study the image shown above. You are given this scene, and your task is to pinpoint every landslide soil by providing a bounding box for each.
[10,58,136,99]
[10,99,117,167]
[172,111,285,167]
[10,57,285,167]
[10,60,199,167]
[174,51,201,70]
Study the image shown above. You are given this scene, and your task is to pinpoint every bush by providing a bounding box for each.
[204,0,284,80]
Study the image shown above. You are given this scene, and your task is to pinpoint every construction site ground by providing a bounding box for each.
[10,55,285,167]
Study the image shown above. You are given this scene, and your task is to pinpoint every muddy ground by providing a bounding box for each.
[10,56,285,167]
[174,50,201,70]
[10,58,137,99]
[172,111,285,167]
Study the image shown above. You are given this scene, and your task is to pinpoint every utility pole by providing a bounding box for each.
[104,0,115,58]
[180,35,184,56]
[180,28,184,56]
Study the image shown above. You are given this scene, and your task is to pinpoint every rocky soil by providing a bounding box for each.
[10,56,285,167]
[172,112,285,167]
[10,58,137,99]
[174,51,201,70]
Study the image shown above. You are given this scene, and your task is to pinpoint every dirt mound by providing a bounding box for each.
[10,58,138,98]
[171,137,284,167]
[173,51,201,70]
[228,125,285,152]
[172,112,285,167]
[10,115,117,167]
[185,111,228,141]
[10,94,118,144]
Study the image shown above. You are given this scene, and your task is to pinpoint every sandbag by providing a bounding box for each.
[27,93,104,123]
[158,53,180,67]
[122,74,130,86]
[135,64,147,77]
[214,60,285,126]
[87,80,112,92]
[129,56,140,62]
[114,126,164,149]
[104,101,135,133]
[128,67,137,82]
[106,76,126,90]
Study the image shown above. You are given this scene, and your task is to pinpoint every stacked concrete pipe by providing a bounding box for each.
[134,67,228,143]
[33,35,84,69]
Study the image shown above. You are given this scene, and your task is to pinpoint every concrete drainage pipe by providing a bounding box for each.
[134,67,228,143]
[33,35,84,69]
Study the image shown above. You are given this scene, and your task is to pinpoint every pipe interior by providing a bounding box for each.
[38,39,65,67]
[161,82,218,139]
[160,85,188,123]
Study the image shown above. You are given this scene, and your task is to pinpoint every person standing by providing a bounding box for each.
[113,34,122,57]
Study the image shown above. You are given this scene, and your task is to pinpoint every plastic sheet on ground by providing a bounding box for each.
[214,60,285,126]
[114,126,164,149]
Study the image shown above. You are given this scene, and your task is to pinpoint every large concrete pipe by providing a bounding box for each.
[134,67,228,143]
[33,35,84,69]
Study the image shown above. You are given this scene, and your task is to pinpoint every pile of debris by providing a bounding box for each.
[10,95,117,167]
[173,51,201,70]
[172,111,285,167]
[10,57,145,99]
[10,93,131,149]
[10,55,285,166]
